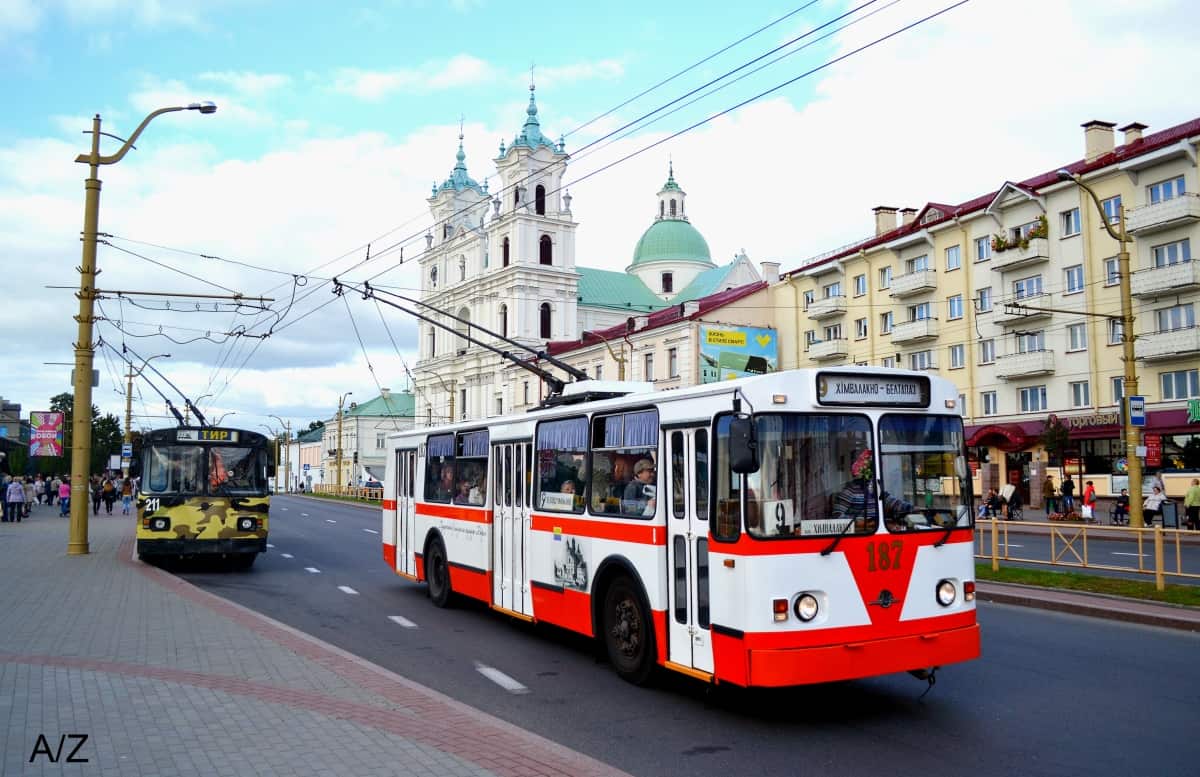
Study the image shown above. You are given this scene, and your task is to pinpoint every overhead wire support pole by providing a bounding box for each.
[99,340,185,426]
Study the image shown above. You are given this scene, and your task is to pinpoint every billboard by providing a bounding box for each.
[699,325,778,383]
[30,412,65,457]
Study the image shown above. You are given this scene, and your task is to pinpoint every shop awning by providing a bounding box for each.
[964,421,1044,451]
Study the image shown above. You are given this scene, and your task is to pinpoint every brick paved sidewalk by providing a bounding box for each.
[0,516,631,777]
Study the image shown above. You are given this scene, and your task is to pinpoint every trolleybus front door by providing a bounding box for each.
[492,441,531,615]
[396,449,417,576]
[666,428,713,673]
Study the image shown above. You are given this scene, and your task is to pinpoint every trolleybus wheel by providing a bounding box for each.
[427,538,452,608]
[602,576,655,685]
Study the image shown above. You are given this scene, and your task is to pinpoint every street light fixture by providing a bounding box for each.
[1056,169,1144,528]
[69,101,216,556]
[581,330,627,380]
[268,414,292,493]
[258,424,282,495]
[213,411,236,425]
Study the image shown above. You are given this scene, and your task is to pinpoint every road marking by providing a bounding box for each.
[326,519,337,524]
[301,513,309,517]
[1003,544,1023,548]
[338,586,359,595]
[266,543,275,548]
[1112,552,1147,557]
[304,567,321,574]
[474,662,530,695]
[388,615,418,629]
[281,553,294,559]
[363,528,379,535]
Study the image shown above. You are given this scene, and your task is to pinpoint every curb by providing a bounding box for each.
[975,582,1200,632]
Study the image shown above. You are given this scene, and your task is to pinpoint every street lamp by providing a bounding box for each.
[123,352,169,478]
[69,101,216,556]
[581,330,627,380]
[259,424,282,494]
[213,411,236,425]
[1056,169,1144,528]
[268,414,291,493]
[336,392,353,494]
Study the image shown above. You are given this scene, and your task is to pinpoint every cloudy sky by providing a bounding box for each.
[3,0,1197,438]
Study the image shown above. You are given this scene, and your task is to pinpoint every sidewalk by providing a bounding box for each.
[0,512,630,777]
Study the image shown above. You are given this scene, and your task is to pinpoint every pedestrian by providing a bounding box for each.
[22,476,35,518]
[101,476,117,515]
[120,477,133,515]
[34,475,45,505]
[1043,475,1057,516]
[58,478,71,517]
[1113,488,1130,526]
[91,475,103,516]
[1060,475,1076,513]
[1142,485,1167,526]
[49,475,61,506]
[6,477,25,523]
[1185,478,1200,531]
[1081,480,1097,523]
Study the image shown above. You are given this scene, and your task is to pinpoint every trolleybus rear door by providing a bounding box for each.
[666,428,714,673]
[397,450,417,576]
[492,442,532,615]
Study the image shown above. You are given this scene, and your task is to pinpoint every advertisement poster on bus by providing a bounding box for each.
[699,325,778,383]
[30,412,64,457]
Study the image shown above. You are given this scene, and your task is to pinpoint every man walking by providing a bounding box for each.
[1043,475,1057,516]
[1060,475,1076,514]
[1185,478,1200,531]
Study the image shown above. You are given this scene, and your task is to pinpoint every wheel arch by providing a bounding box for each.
[590,553,653,643]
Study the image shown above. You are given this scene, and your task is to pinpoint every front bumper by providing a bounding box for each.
[137,537,267,557]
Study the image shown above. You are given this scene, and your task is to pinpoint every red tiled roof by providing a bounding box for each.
[545,281,768,357]
[785,116,1200,278]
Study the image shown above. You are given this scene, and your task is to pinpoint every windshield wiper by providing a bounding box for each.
[933,508,959,548]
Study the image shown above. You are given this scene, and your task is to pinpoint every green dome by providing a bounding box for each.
[631,219,712,266]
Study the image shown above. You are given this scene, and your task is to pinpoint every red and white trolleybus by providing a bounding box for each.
[381,368,980,687]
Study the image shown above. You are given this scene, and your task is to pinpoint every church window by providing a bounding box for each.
[427,326,436,357]
[499,304,508,337]
[535,185,546,215]
[502,237,510,267]
[429,266,438,289]
[514,187,521,207]
[443,222,450,239]
[539,235,553,265]
[659,201,664,218]
[456,307,470,353]
[540,303,552,338]
[669,199,677,217]
[662,272,673,294]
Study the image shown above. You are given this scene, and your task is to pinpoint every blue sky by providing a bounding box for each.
[3,0,1199,432]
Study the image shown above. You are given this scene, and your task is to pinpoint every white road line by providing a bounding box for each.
[363,528,379,534]
[301,513,309,517]
[388,615,418,629]
[338,586,359,595]
[1003,544,1024,548]
[326,519,337,524]
[281,553,294,559]
[304,567,321,574]
[474,662,530,695]
[266,543,275,548]
[280,507,289,511]
[1112,551,1147,557]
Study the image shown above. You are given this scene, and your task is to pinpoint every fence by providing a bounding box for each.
[975,517,1200,590]
[309,484,384,502]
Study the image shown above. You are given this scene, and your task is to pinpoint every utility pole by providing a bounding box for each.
[336,392,352,493]
[269,414,291,492]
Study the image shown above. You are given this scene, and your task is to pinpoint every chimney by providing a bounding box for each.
[900,208,918,227]
[381,387,391,400]
[1082,120,1116,162]
[873,206,898,237]
[760,260,780,284]
[1119,121,1147,146]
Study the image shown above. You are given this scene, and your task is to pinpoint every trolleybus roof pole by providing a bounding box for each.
[100,340,186,425]
[122,342,207,426]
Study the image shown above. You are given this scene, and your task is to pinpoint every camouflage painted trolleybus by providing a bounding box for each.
[136,426,271,568]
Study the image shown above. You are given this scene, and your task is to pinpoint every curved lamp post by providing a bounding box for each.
[69,102,216,556]
[268,414,291,493]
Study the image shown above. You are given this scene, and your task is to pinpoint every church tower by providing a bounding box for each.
[628,163,715,300]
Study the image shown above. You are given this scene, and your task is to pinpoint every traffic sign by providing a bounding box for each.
[1127,395,1146,427]
[121,443,133,457]
[303,463,310,471]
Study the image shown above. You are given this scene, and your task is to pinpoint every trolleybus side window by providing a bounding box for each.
[454,431,488,506]
[425,434,455,503]
[536,417,587,513]
[590,409,659,518]
[670,431,685,519]
[878,414,974,532]
[695,429,709,520]
[145,446,203,494]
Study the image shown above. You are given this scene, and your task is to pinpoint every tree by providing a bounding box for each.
[306,420,325,433]
[1040,416,1070,468]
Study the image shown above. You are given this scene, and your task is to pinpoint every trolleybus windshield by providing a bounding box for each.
[878,414,973,532]
[144,444,266,497]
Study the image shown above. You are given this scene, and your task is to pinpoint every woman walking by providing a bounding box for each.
[58,478,71,517]
[120,478,133,515]
[101,476,117,516]
[91,475,102,516]
[7,477,26,522]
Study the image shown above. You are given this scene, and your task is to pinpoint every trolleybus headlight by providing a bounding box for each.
[150,517,170,532]
[237,517,256,531]
[793,593,819,622]
[936,579,957,607]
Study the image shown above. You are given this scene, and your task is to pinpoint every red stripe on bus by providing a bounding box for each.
[530,586,594,636]
[529,514,664,545]
[448,563,492,602]
[382,499,397,510]
[711,532,974,556]
[416,503,494,524]
[382,542,396,570]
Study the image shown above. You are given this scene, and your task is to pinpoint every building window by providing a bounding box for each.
[1013,275,1042,299]
[427,326,436,357]
[1101,195,1122,225]
[1104,257,1120,286]
[1112,377,1124,403]
[948,294,963,320]
[460,388,467,420]
[1147,175,1185,204]
[804,330,816,348]
[1152,238,1191,267]
[429,266,438,289]
[823,281,842,298]
[535,184,546,215]
[644,352,655,381]
[908,301,931,321]
[496,397,504,416]
[376,432,385,450]
[981,391,997,416]
[803,290,814,309]
[499,304,508,337]
[523,381,529,405]
[662,272,673,294]
[853,274,867,296]
[949,344,964,369]
[539,235,553,265]
[595,364,603,380]
[1016,330,1045,353]
[945,245,961,271]
[906,254,930,273]
[909,350,934,371]
[979,338,995,364]
[1161,368,1200,400]
[670,198,677,217]
[881,356,896,368]
[855,318,868,339]
[824,323,843,341]
[1069,381,1090,408]
[502,236,510,267]
[1060,207,1081,237]
[1067,323,1088,352]
[539,303,551,338]
[1019,385,1048,412]
[1108,318,1124,345]
[958,393,966,415]
[668,347,678,378]
[974,236,991,262]
[1012,220,1040,242]
[879,266,892,289]
[1064,265,1084,294]
[879,311,893,334]
[1156,303,1195,332]
[977,286,993,313]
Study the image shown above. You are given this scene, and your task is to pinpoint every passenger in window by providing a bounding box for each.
[434,465,455,501]
[453,480,473,505]
[622,459,657,516]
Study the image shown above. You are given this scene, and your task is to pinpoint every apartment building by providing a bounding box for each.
[775,117,1200,504]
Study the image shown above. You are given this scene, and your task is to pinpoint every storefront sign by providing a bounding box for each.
[1145,434,1162,467]
[1188,399,1200,424]
[1063,411,1119,430]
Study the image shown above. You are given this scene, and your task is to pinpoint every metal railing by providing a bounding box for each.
[310,484,384,502]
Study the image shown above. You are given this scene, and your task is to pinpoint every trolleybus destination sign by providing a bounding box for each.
[176,429,240,443]
[816,373,930,407]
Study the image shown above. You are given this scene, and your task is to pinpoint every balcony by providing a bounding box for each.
[891,317,938,343]
[807,338,849,361]
[806,295,847,320]
[994,349,1055,379]
[889,269,938,298]
[991,238,1050,272]
[1135,326,1200,362]
[1126,194,1200,235]
[1131,260,1200,298]
[995,294,1053,326]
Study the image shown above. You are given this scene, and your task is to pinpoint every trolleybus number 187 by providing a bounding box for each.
[865,540,903,572]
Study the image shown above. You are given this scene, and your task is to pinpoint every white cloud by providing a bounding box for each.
[127,75,275,128]
[532,59,626,89]
[198,70,292,97]
[333,55,496,100]
[0,0,42,39]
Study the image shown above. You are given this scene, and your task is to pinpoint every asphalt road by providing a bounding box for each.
[175,495,1200,777]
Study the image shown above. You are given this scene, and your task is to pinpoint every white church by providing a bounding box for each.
[411,87,763,425]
